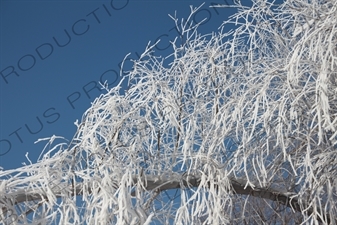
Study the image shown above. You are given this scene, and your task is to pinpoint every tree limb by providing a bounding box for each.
[1,174,332,224]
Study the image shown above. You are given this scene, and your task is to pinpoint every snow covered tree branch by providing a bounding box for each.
[2,174,328,222]
[1,0,337,224]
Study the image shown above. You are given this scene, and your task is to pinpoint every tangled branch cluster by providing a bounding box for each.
[1,0,337,224]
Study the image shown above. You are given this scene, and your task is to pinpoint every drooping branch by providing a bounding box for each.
[1,0,337,224]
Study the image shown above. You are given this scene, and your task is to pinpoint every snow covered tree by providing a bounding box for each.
[1,0,337,224]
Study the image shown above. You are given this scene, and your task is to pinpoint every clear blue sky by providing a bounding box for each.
[0,0,235,170]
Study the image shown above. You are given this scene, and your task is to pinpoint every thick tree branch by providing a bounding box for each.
[1,174,332,223]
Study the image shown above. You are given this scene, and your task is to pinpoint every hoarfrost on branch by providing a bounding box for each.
[1,0,337,224]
